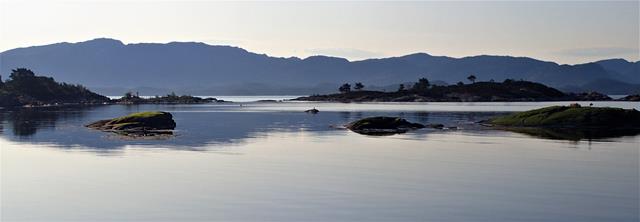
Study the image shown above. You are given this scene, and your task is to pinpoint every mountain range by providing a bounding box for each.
[1,38,638,95]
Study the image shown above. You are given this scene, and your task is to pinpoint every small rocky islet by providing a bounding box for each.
[481,104,640,140]
[345,117,426,135]
[485,104,640,129]
[113,93,221,105]
[86,111,176,136]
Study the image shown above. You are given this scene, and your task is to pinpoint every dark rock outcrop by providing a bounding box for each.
[86,111,176,136]
[486,105,640,128]
[484,105,640,140]
[304,108,319,114]
[346,117,424,135]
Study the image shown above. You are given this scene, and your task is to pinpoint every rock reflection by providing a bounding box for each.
[502,127,640,141]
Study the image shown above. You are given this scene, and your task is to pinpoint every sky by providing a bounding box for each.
[0,0,638,64]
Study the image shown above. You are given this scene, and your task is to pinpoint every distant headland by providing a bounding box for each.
[0,68,220,107]
[293,77,638,102]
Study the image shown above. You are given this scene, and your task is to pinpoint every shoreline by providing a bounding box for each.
[2,99,637,110]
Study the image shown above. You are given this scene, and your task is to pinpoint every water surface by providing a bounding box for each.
[1,101,638,221]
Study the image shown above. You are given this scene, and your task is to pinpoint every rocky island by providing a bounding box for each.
[86,111,176,136]
[486,104,640,128]
[346,117,425,135]
[112,92,219,105]
[484,104,640,140]
[294,79,615,102]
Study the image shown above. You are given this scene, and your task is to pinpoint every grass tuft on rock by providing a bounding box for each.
[109,111,167,124]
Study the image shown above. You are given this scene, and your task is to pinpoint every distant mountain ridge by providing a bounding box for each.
[1,38,638,95]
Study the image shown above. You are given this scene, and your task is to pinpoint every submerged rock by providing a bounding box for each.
[86,111,176,136]
[346,116,424,135]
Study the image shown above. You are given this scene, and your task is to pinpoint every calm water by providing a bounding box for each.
[106,95,303,102]
[1,100,639,221]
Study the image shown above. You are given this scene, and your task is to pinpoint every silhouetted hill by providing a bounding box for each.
[0,68,109,107]
[1,38,638,95]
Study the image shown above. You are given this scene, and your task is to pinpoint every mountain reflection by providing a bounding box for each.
[0,104,637,152]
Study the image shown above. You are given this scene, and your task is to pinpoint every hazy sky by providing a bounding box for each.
[1,0,638,64]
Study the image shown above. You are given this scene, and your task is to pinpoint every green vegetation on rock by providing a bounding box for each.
[86,111,176,135]
[488,105,640,128]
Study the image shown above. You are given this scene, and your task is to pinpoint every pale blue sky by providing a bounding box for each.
[1,0,638,64]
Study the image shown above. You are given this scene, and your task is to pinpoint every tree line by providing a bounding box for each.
[338,74,479,93]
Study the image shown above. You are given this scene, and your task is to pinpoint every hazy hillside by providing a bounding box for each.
[1,38,638,95]
[595,59,640,82]
[560,78,640,95]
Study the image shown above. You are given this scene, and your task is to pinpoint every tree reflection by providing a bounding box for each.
[1,106,93,137]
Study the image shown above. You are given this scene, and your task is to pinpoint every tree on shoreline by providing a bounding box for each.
[397,84,405,92]
[412,78,430,91]
[339,83,351,93]
[354,82,364,91]
[467,75,477,83]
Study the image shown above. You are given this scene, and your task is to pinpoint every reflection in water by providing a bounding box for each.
[2,101,638,222]
[9,109,58,137]
[501,127,640,141]
[0,102,638,151]
[0,110,3,133]
[413,112,431,123]
[1,106,94,137]
[0,104,501,150]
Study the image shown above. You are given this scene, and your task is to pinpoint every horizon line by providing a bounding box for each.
[2,37,637,66]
